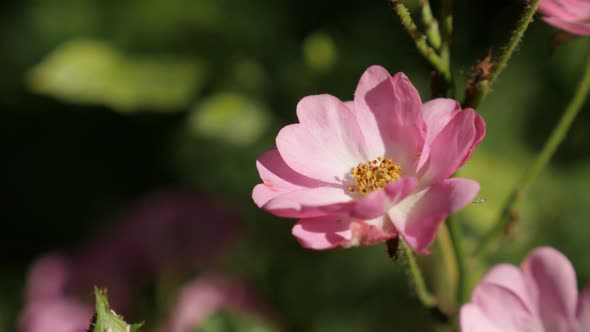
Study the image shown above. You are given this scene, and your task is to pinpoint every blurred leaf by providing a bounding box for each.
[188,92,271,145]
[29,0,101,43]
[196,310,276,332]
[230,58,268,93]
[91,288,143,332]
[302,32,337,72]
[28,39,206,112]
[458,150,523,234]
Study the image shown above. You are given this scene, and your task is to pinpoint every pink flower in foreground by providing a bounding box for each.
[539,0,590,36]
[461,247,590,332]
[253,65,485,254]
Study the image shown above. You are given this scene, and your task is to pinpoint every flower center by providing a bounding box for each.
[348,156,401,194]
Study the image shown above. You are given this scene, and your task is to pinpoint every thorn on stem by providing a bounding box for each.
[473,49,495,81]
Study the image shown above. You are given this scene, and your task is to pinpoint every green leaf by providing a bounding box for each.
[188,92,271,145]
[302,32,337,72]
[90,287,143,332]
[28,39,206,113]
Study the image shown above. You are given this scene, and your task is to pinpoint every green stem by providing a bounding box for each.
[440,2,467,320]
[440,0,453,70]
[401,240,437,308]
[489,0,540,85]
[446,217,468,305]
[420,0,441,50]
[388,0,450,81]
[463,0,540,109]
[437,224,458,289]
[475,53,590,257]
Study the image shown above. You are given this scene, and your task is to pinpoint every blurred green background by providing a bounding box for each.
[2,0,590,331]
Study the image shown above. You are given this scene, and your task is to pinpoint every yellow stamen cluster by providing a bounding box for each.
[348,156,401,194]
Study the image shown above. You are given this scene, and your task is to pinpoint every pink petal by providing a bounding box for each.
[576,285,590,332]
[292,216,396,250]
[521,246,578,332]
[352,65,389,157]
[384,176,420,205]
[253,149,329,208]
[460,304,504,332]
[344,176,418,219]
[388,178,479,254]
[344,100,354,110]
[539,0,590,35]
[276,94,368,183]
[567,0,590,13]
[259,180,411,220]
[348,218,397,246]
[345,189,390,219]
[306,177,418,219]
[418,98,461,170]
[542,16,590,36]
[310,176,417,220]
[480,264,532,311]
[260,186,354,218]
[253,149,355,218]
[292,177,418,250]
[469,283,540,332]
[540,0,590,21]
[353,66,425,172]
[422,99,461,145]
[291,216,354,249]
[418,108,483,186]
[470,109,486,160]
[254,151,418,219]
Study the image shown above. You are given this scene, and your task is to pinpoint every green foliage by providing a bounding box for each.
[302,32,337,72]
[195,310,276,332]
[28,39,205,112]
[91,288,143,332]
[188,92,271,145]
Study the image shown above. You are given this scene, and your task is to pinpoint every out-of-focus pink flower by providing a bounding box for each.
[19,254,93,332]
[24,253,70,301]
[461,246,590,332]
[20,189,240,330]
[253,65,485,254]
[19,299,93,332]
[539,0,590,36]
[69,189,238,308]
[164,275,273,332]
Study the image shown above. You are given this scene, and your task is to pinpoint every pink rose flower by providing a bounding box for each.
[539,0,590,36]
[253,65,485,254]
[461,247,590,332]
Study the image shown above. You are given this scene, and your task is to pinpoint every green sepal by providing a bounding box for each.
[89,287,144,332]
